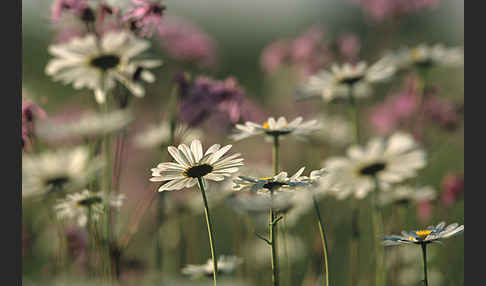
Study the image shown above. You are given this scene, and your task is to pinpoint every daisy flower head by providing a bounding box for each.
[323,132,426,199]
[391,44,464,71]
[55,190,125,227]
[231,116,320,141]
[45,31,161,104]
[378,185,437,207]
[22,147,103,198]
[383,221,464,246]
[301,58,395,102]
[233,167,311,194]
[134,121,203,149]
[35,110,133,141]
[182,256,243,279]
[150,139,244,191]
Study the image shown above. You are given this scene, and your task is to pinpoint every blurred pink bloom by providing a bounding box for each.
[417,200,433,223]
[157,16,218,68]
[123,0,165,37]
[260,26,332,78]
[441,173,464,207]
[261,40,292,74]
[423,95,460,131]
[349,0,440,22]
[22,100,47,151]
[369,77,460,136]
[338,34,361,63]
[369,78,419,134]
[51,0,90,23]
[65,226,87,259]
[22,100,47,131]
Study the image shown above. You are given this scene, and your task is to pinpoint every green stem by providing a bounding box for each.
[347,85,360,145]
[348,84,361,286]
[421,243,428,286]
[282,218,292,285]
[312,195,330,286]
[372,176,386,286]
[270,135,280,286]
[197,177,218,286]
[102,99,113,281]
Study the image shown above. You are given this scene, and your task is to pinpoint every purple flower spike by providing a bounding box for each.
[175,74,262,129]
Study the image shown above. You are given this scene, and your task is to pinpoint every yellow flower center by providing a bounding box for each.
[259,177,273,180]
[410,48,426,62]
[415,230,432,239]
[262,122,269,129]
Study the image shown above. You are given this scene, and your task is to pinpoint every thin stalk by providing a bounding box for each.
[312,195,330,286]
[282,218,292,285]
[372,176,386,286]
[347,85,361,145]
[197,177,218,286]
[421,243,428,286]
[101,98,113,281]
[270,135,280,286]
[347,85,361,286]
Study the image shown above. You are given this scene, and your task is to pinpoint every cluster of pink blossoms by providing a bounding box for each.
[369,77,460,138]
[349,0,440,22]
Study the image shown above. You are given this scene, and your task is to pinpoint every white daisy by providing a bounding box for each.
[22,147,103,198]
[182,256,243,279]
[35,110,133,141]
[231,116,320,141]
[390,44,464,71]
[55,190,125,227]
[378,185,437,207]
[134,121,203,149]
[302,58,395,101]
[383,222,464,246]
[150,139,244,191]
[323,132,426,199]
[232,167,311,194]
[45,31,161,104]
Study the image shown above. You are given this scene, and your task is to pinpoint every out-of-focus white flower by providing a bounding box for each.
[231,116,320,141]
[323,132,426,199]
[378,185,437,207]
[36,110,133,140]
[390,44,464,71]
[55,189,125,227]
[302,58,395,101]
[22,147,103,197]
[182,256,243,278]
[45,31,161,104]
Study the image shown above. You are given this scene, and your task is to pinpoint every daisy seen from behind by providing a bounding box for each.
[45,31,161,104]
[150,139,244,285]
